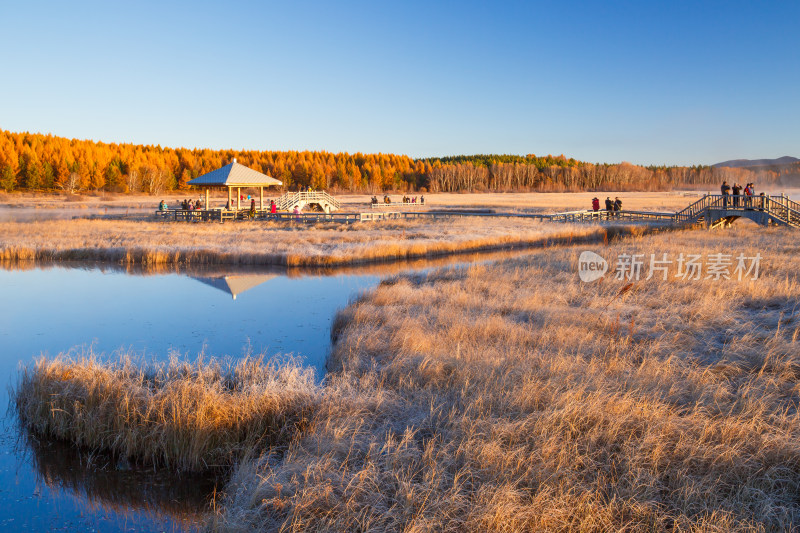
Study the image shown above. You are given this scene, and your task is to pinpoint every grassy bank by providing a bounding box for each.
[15,355,318,472]
[15,226,800,531]
[217,226,800,531]
[0,217,635,267]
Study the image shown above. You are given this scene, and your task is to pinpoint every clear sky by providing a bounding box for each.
[1,0,797,165]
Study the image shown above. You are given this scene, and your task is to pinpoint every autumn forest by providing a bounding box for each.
[0,130,792,195]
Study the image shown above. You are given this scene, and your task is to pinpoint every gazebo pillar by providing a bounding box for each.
[260,186,264,210]
[205,188,209,210]
[227,187,232,209]
[237,187,241,210]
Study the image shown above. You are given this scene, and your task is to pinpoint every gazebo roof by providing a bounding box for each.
[187,160,282,187]
[192,274,277,300]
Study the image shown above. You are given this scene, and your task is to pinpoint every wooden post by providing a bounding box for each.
[227,187,232,210]
[237,187,241,210]
[205,188,210,211]
[260,186,264,211]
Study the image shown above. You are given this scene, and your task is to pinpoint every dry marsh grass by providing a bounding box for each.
[15,353,319,472]
[214,227,800,531]
[0,217,631,267]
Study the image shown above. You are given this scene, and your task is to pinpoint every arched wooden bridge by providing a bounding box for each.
[274,191,341,213]
[673,194,799,228]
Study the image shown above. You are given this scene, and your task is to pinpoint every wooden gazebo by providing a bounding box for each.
[187,159,283,210]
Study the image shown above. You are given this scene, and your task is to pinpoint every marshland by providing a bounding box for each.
[5,1,799,530]
[3,188,798,531]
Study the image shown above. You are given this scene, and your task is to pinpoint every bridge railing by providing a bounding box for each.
[675,194,725,222]
[275,190,340,211]
[772,195,800,226]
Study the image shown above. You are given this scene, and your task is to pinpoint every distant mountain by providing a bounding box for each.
[713,156,799,168]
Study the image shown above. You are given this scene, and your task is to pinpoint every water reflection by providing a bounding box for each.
[193,274,279,299]
[21,430,218,531]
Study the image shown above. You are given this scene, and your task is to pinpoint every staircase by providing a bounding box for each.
[765,196,800,228]
[274,191,341,213]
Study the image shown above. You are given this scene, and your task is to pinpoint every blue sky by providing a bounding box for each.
[1,0,797,165]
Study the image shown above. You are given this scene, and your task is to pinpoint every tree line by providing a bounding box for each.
[0,130,789,194]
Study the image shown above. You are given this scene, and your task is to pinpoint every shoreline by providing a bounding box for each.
[0,217,655,268]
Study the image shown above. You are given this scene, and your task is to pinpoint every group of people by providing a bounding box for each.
[591,196,622,212]
[721,181,759,208]
[160,197,286,215]
[180,198,204,210]
[370,195,425,205]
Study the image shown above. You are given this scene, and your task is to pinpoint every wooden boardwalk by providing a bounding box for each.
[155,193,799,229]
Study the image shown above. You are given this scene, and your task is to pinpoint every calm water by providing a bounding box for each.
[0,263,382,532]
[0,251,534,532]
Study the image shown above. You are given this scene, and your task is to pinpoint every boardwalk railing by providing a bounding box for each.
[370,202,426,209]
[547,210,675,223]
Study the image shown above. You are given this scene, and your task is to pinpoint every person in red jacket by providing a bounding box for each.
[591,197,600,211]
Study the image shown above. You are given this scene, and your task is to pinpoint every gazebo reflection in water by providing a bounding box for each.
[191,274,277,300]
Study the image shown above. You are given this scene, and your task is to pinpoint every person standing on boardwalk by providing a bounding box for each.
[249,198,256,218]
[743,183,751,208]
[721,181,731,207]
[732,183,742,207]
[614,197,622,212]
[605,197,613,211]
[592,197,600,211]
[270,199,277,217]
